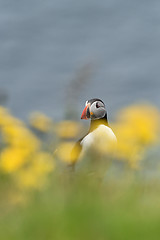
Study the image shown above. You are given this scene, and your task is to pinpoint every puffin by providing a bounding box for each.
[71,98,117,163]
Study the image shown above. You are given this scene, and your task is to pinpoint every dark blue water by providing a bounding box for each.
[0,0,160,120]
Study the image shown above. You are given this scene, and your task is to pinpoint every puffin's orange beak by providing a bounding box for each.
[81,104,90,120]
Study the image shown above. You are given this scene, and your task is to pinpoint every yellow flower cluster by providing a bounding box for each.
[56,142,74,163]
[29,112,52,132]
[0,107,54,189]
[16,152,54,189]
[56,120,82,139]
[55,121,83,163]
[113,104,160,168]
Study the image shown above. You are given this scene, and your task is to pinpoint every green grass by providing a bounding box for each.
[1,168,160,240]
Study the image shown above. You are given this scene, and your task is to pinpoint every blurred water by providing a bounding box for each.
[0,0,160,120]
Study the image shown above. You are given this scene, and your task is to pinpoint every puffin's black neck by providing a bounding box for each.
[89,113,109,132]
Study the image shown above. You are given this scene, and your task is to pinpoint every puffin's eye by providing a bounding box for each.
[96,102,100,108]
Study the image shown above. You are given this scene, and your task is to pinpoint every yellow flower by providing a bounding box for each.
[57,141,79,164]
[118,104,159,144]
[16,152,54,189]
[0,147,29,173]
[2,124,40,151]
[56,121,81,139]
[29,112,52,132]
[113,104,160,167]
[0,107,40,152]
[0,106,55,191]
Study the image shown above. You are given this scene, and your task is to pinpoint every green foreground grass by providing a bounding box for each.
[1,166,160,240]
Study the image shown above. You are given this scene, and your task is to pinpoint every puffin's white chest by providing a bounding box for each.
[81,125,117,154]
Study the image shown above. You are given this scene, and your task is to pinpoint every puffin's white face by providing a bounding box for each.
[81,99,106,120]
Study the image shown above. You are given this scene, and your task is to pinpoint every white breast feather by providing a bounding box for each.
[80,125,117,156]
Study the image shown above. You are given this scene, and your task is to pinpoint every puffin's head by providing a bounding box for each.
[81,98,107,120]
